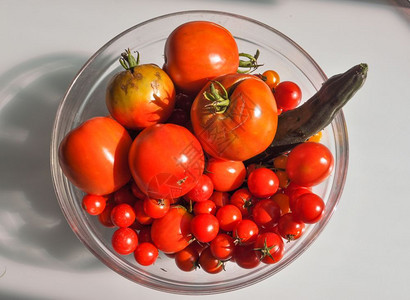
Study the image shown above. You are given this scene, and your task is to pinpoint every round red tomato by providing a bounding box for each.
[286,142,334,187]
[274,81,302,112]
[191,73,278,161]
[247,167,279,198]
[174,244,200,272]
[150,206,193,254]
[206,158,246,192]
[128,123,205,199]
[229,188,255,218]
[254,232,285,264]
[252,199,281,229]
[184,174,214,202]
[210,233,235,261]
[234,244,260,269]
[133,242,158,266]
[106,50,176,130]
[277,213,305,241]
[82,194,107,215]
[59,116,132,195]
[164,21,239,95]
[292,193,325,224]
[111,227,138,255]
[143,197,170,219]
[198,247,224,274]
[190,213,219,243]
[216,204,242,232]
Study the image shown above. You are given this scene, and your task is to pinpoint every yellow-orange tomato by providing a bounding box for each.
[262,70,280,90]
[308,131,323,143]
[106,62,175,130]
[191,73,278,161]
[59,117,132,195]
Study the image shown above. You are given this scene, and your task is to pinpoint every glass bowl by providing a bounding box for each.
[50,10,348,295]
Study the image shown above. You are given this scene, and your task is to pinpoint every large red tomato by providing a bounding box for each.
[164,21,239,95]
[58,116,132,195]
[106,50,176,130]
[150,206,193,254]
[128,123,205,199]
[191,73,278,161]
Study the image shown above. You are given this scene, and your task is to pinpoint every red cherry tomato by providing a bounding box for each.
[111,203,136,228]
[247,167,279,198]
[277,213,306,241]
[133,200,153,225]
[292,193,325,224]
[193,200,217,215]
[198,247,224,274]
[111,227,138,255]
[174,243,200,272]
[164,21,239,95]
[252,199,281,229]
[82,194,107,215]
[59,116,132,195]
[143,197,170,219]
[234,244,260,269]
[229,188,255,218]
[254,232,285,264]
[233,219,259,245]
[206,158,246,192]
[190,213,219,243]
[210,233,235,261]
[133,242,159,266]
[286,142,334,187]
[274,81,302,112]
[287,187,312,211]
[129,123,205,199]
[150,206,193,254]
[209,191,230,208]
[216,204,242,232]
[98,201,116,227]
[191,73,278,161]
[184,174,214,202]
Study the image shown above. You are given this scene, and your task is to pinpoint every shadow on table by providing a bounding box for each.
[0,53,103,271]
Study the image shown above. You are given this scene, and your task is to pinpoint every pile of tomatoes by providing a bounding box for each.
[58,21,334,273]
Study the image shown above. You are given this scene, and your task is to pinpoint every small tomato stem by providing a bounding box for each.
[119,48,140,70]
[203,81,230,114]
[238,49,263,73]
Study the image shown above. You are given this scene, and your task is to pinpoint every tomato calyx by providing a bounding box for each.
[253,238,278,262]
[238,49,263,74]
[203,81,230,114]
[119,48,140,71]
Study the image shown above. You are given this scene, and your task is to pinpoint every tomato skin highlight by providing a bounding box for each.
[164,21,239,95]
[128,123,205,199]
[59,116,132,195]
[106,64,176,130]
[150,206,193,254]
[191,73,278,161]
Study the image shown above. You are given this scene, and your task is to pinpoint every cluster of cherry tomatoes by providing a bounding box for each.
[58,20,334,273]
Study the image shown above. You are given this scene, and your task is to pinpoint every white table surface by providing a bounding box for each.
[1,0,409,299]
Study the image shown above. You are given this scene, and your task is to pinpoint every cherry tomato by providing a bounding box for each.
[59,116,132,195]
[129,123,205,199]
[262,69,280,89]
[287,187,312,211]
[137,226,152,243]
[150,206,193,254]
[106,49,176,130]
[307,130,323,143]
[209,191,230,208]
[247,167,279,198]
[114,184,138,206]
[210,233,235,261]
[254,232,285,264]
[273,81,302,112]
[277,213,305,241]
[229,188,255,218]
[190,213,219,243]
[191,73,278,161]
[133,242,159,266]
[292,193,325,224]
[174,244,200,272]
[98,201,116,227]
[133,200,153,225]
[206,158,246,192]
[111,203,136,228]
[184,174,214,202]
[234,244,260,269]
[273,155,288,170]
[252,199,281,229]
[111,227,138,255]
[198,247,224,274]
[275,170,289,189]
[271,193,291,215]
[286,142,334,187]
[164,21,239,95]
[143,197,170,219]
[82,194,107,215]
[216,204,242,232]
[193,200,217,215]
[233,219,259,245]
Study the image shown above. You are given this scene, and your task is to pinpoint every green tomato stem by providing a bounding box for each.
[238,49,263,73]
[119,48,140,71]
[203,81,230,114]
